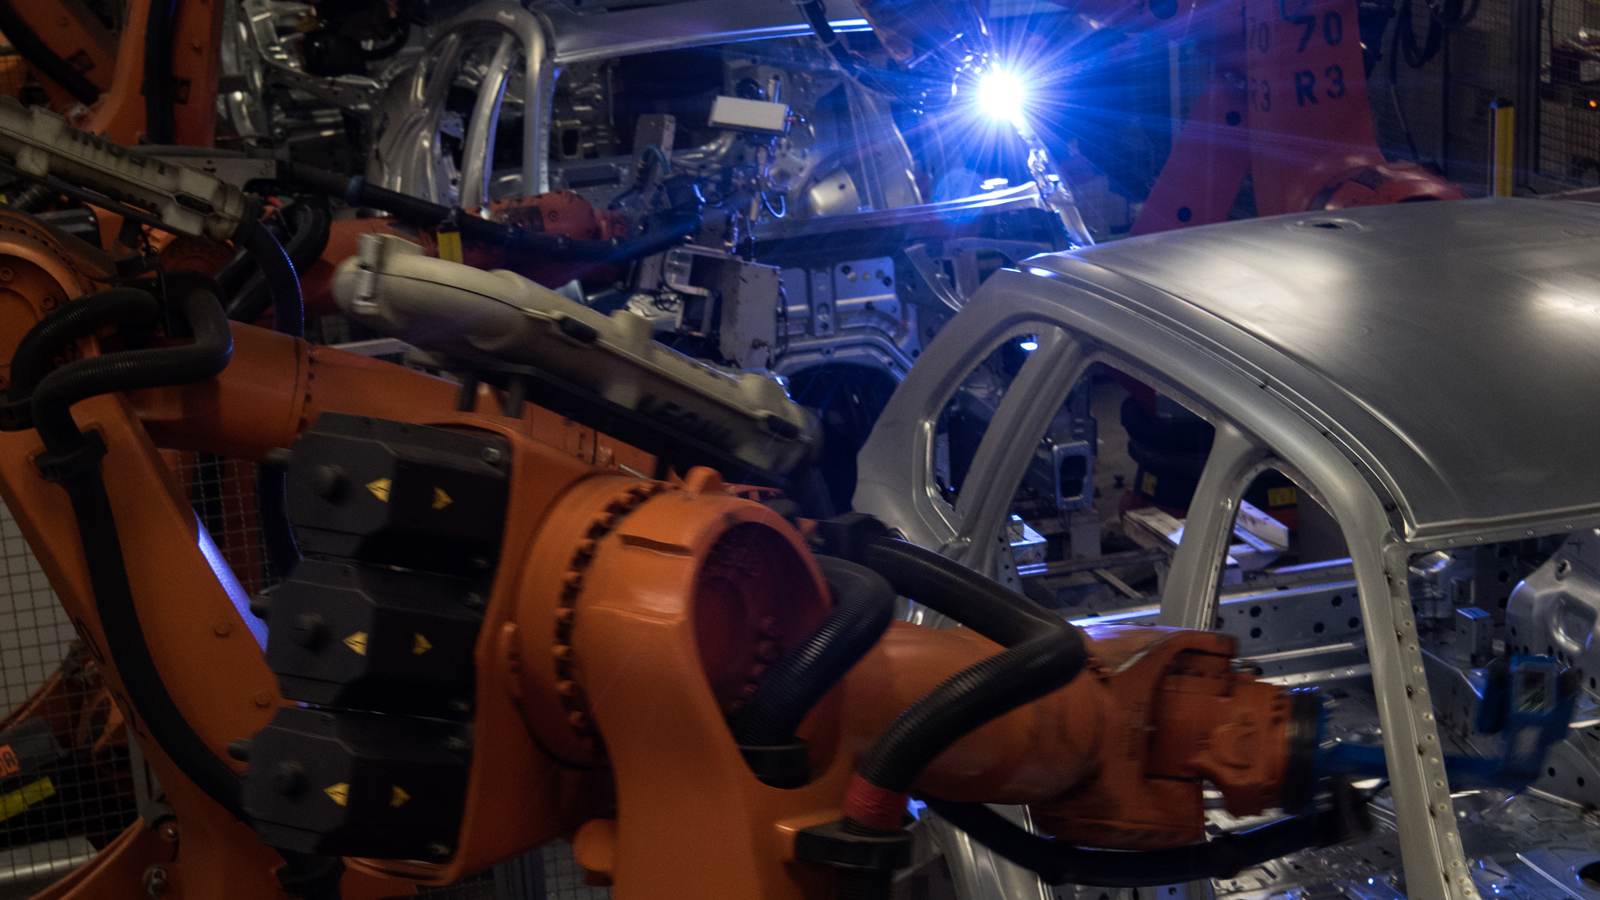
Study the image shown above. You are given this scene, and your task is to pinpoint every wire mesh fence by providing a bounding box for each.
[0,502,139,898]
[1539,0,1600,185]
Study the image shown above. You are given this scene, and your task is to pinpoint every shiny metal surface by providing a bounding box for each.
[1024,198,1600,542]
[1506,532,1600,664]
[853,198,1600,900]
[369,1,551,203]
[459,33,517,211]
[536,0,863,65]
[753,182,1048,242]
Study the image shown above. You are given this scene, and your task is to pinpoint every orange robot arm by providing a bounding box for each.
[0,209,1348,900]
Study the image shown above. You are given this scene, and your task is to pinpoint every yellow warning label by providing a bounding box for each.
[0,777,54,822]
[1266,486,1299,507]
[344,631,369,656]
[366,478,392,502]
[390,785,410,808]
[437,230,464,265]
[1141,472,1158,496]
[412,633,432,656]
[324,783,349,807]
[432,487,453,510]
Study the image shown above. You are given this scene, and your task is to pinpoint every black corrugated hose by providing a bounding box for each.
[1,288,159,429]
[802,516,1087,900]
[8,184,55,213]
[841,530,1088,803]
[15,280,342,899]
[919,786,1369,887]
[731,556,895,786]
[28,282,238,809]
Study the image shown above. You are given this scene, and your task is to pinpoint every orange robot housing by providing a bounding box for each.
[0,206,1335,900]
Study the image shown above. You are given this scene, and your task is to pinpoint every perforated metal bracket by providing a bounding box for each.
[1370,540,1476,900]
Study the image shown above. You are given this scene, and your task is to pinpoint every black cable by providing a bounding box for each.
[228,215,306,578]
[5,288,158,407]
[855,627,1083,794]
[274,161,700,266]
[920,794,1360,887]
[1388,10,1424,161]
[8,184,54,213]
[144,0,177,144]
[859,538,1064,647]
[733,556,895,752]
[228,197,330,325]
[214,248,255,297]
[29,284,238,817]
[232,217,304,339]
[31,285,232,453]
[0,2,99,106]
[820,525,1088,811]
[794,0,899,98]
[15,284,343,898]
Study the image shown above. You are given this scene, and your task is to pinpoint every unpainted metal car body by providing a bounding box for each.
[858,198,1600,900]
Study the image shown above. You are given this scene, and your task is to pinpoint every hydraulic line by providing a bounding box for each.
[8,184,54,213]
[732,556,895,786]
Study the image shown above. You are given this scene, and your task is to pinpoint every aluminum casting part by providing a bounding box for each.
[1506,533,1600,666]
[460,33,518,212]
[0,97,248,241]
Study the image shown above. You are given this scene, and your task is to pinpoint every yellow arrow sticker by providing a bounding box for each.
[432,487,453,510]
[412,633,432,656]
[366,478,392,502]
[324,783,349,806]
[344,631,368,656]
[390,785,410,808]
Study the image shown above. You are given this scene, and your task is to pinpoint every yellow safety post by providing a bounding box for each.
[1489,99,1515,198]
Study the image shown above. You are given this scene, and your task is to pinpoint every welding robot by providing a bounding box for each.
[0,88,1574,900]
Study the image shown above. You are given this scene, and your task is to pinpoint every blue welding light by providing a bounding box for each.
[1019,339,1038,352]
[976,68,1027,125]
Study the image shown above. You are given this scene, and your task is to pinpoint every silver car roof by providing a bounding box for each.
[1024,197,1600,539]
